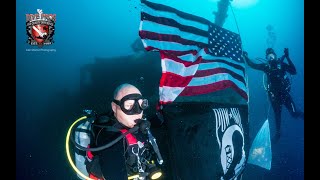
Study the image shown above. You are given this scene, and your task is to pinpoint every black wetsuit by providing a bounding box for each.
[244,55,304,140]
[86,115,155,180]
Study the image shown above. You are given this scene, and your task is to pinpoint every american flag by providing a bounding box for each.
[139,0,248,105]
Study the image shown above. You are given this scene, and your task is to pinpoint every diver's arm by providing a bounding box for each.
[280,55,286,62]
[283,48,297,75]
[243,52,266,71]
[284,56,297,75]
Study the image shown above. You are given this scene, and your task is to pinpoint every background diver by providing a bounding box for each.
[243,48,304,143]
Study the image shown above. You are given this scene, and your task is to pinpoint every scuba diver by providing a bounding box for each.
[67,83,163,180]
[243,48,304,143]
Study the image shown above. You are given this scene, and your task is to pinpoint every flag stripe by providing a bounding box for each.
[161,51,202,66]
[180,80,248,99]
[141,4,208,32]
[159,86,184,103]
[160,69,246,90]
[198,61,244,76]
[162,57,245,82]
[139,30,207,47]
[202,49,245,66]
[140,38,201,53]
[141,0,210,27]
[161,51,245,82]
[158,81,248,103]
[161,58,199,76]
[194,68,245,85]
[141,12,208,41]
[159,72,193,87]
[188,73,247,93]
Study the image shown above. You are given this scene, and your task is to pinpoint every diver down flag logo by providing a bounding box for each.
[26,9,56,47]
[31,25,49,44]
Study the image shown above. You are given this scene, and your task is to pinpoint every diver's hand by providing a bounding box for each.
[284,48,289,58]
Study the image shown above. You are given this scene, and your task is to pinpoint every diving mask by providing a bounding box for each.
[113,93,149,115]
[266,53,276,61]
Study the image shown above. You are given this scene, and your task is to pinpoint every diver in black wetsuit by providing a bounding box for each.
[243,48,304,143]
[82,83,162,180]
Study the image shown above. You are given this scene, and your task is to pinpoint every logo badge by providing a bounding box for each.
[26,9,56,47]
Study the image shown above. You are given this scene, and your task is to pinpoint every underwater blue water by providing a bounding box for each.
[16,0,304,179]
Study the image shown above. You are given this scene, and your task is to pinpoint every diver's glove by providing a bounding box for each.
[284,48,289,58]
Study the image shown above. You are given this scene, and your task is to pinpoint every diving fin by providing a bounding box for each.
[247,119,272,170]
